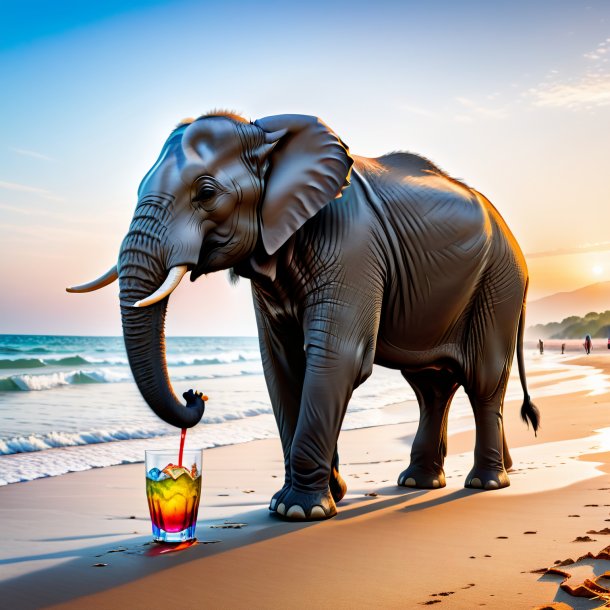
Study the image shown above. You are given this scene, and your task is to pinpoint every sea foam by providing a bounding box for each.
[0,369,131,391]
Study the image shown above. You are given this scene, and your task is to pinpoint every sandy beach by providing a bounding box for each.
[3,355,610,609]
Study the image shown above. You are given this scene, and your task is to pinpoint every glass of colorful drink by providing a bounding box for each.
[145,448,203,542]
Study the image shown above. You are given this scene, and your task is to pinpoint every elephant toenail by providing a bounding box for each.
[286,505,306,519]
[310,506,326,519]
[485,480,499,490]
[270,498,277,510]
[432,480,439,488]
[277,502,286,515]
[405,477,416,487]
[470,477,482,488]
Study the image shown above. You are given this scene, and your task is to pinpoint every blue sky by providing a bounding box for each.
[1,1,610,334]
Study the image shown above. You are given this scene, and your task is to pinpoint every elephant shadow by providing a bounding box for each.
[2,487,475,607]
[398,488,478,514]
[333,485,475,521]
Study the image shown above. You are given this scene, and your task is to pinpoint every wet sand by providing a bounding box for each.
[2,355,610,608]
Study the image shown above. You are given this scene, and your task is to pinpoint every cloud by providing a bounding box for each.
[0,221,83,238]
[0,180,64,202]
[400,98,509,124]
[0,202,70,220]
[0,203,32,215]
[11,148,54,162]
[526,242,610,259]
[583,37,610,62]
[455,96,509,120]
[529,73,610,109]
[529,38,610,110]
[400,103,440,119]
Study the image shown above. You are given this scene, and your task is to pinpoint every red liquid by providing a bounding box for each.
[178,428,186,467]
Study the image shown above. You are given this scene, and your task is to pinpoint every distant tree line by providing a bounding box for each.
[529,310,610,339]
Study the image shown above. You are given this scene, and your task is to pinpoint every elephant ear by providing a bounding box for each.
[254,114,353,256]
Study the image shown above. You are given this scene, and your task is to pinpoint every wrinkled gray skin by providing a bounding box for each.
[115,112,539,521]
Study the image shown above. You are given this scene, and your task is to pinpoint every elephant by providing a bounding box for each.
[68,112,540,521]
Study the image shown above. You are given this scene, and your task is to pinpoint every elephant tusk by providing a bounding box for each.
[133,265,188,308]
[66,265,118,293]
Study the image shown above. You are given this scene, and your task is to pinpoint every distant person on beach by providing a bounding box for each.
[538,339,544,355]
[607,337,610,350]
[584,335,592,355]
[561,343,565,355]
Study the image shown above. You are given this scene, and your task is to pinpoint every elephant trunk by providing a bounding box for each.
[119,207,204,429]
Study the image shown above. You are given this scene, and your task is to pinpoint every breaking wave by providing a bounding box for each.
[0,370,131,391]
[0,427,170,455]
[0,351,260,370]
[0,367,263,392]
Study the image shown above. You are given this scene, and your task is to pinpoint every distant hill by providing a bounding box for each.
[526,282,610,328]
[528,310,610,340]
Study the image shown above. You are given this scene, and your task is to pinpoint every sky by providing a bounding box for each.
[1,0,609,336]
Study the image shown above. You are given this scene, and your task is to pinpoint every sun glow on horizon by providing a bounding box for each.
[593,264,604,276]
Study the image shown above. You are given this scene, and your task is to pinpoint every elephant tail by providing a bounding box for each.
[517,283,540,435]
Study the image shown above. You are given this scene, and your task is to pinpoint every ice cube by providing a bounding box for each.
[147,467,161,481]
[162,465,191,480]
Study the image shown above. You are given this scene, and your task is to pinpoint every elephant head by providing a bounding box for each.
[67,113,353,429]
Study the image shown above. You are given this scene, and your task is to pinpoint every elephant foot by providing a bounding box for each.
[269,483,290,512]
[465,467,510,490]
[329,466,347,503]
[269,486,337,521]
[397,465,446,489]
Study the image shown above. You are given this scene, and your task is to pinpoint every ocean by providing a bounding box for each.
[0,334,607,486]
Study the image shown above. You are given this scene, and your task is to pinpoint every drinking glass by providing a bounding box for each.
[145,449,203,542]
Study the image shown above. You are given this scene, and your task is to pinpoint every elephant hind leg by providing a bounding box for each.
[465,370,512,490]
[398,368,460,489]
[462,266,524,488]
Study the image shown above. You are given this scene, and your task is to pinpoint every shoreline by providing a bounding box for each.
[2,350,606,487]
[2,356,610,607]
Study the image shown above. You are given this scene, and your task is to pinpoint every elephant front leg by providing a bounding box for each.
[274,339,373,521]
[254,310,305,511]
[255,310,348,516]
[398,369,459,489]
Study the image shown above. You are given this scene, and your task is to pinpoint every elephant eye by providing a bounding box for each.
[194,185,216,203]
